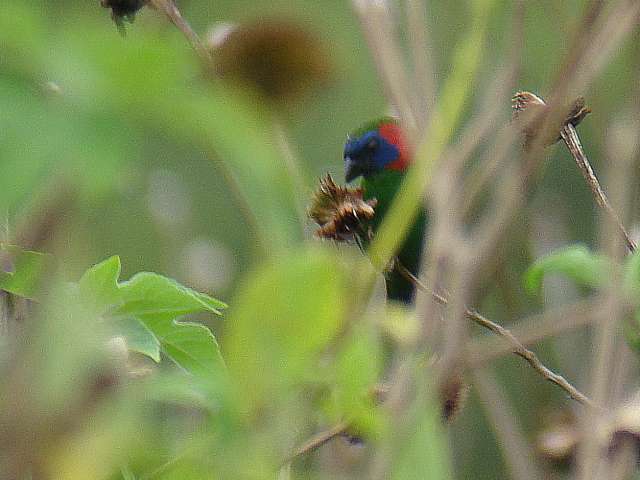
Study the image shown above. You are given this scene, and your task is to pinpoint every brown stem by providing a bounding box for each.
[286,422,349,464]
[468,298,599,365]
[149,0,212,63]
[396,262,600,410]
[560,124,636,252]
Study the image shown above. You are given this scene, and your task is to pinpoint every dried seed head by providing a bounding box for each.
[511,91,547,118]
[101,0,148,32]
[512,91,591,147]
[207,20,333,101]
[308,174,377,241]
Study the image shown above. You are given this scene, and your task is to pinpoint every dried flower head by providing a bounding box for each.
[512,91,546,115]
[565,96,591,128]
[101,0,148,32]
[308,174,377,241]
[207,20,333,101]
[512,91,591,147]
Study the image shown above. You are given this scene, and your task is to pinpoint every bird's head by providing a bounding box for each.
[343,117,409,183]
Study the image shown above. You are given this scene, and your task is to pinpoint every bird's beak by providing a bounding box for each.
[344,156,362,183]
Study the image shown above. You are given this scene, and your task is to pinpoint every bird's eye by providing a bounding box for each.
[367,138,378,150]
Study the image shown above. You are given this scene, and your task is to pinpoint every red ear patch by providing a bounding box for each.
[378,122,410,171]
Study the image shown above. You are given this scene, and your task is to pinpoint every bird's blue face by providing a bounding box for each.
[343,129,400,183]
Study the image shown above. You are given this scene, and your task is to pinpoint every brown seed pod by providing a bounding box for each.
[308,174,377,241]
[208,20,333,101]
[512,91,591,147]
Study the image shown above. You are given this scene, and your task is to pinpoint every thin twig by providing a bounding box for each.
[271,120,308,230]
[395,262,600,410]
[577,87,638,480]
[149,0,212,63]
[286,421,349,464]
[560,124,636,252]
[468,298,600,365]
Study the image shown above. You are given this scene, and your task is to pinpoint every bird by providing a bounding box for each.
[343,117,427,304]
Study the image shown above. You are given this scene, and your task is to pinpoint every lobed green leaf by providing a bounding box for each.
[0,244,52,299]
[114,316,161,363]
[75,257,226,374]
[117,272,226,320]
[141,317,225,377]
[79,255,122,313]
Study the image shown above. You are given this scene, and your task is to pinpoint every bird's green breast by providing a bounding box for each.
[361,170,427,302]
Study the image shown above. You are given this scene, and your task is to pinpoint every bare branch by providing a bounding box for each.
[396,262,600,410]
[149,0,212,63]
[468,298,599,364]
[560,124,636,252]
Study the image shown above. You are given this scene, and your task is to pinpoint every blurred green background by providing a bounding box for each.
[2,0,639,478]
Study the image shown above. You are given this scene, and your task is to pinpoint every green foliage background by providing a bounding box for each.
[2,0,639,478]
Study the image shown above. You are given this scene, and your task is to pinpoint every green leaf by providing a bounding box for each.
[224,248,348,411]
[117,272,226,320]
[120,466,137,480]
[0,244,52,299]
[326,324,383,436]
[114,316,161,363]
[79,255,122,313]
[144,371,221,410]
[115,272,226,376]
[524,245,611,295]
[390,388,451,480]
[141,317,224,377]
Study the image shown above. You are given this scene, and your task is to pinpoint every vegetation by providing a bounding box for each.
[2,0,640,478]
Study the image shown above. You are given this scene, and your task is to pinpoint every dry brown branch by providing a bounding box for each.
[467,298,600,364]
[149,0,212,62]
[577,92,640,480]
[560,124,636,252]
[396,262,599,410]
[466,0,640,289]
[345,1,640,478]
